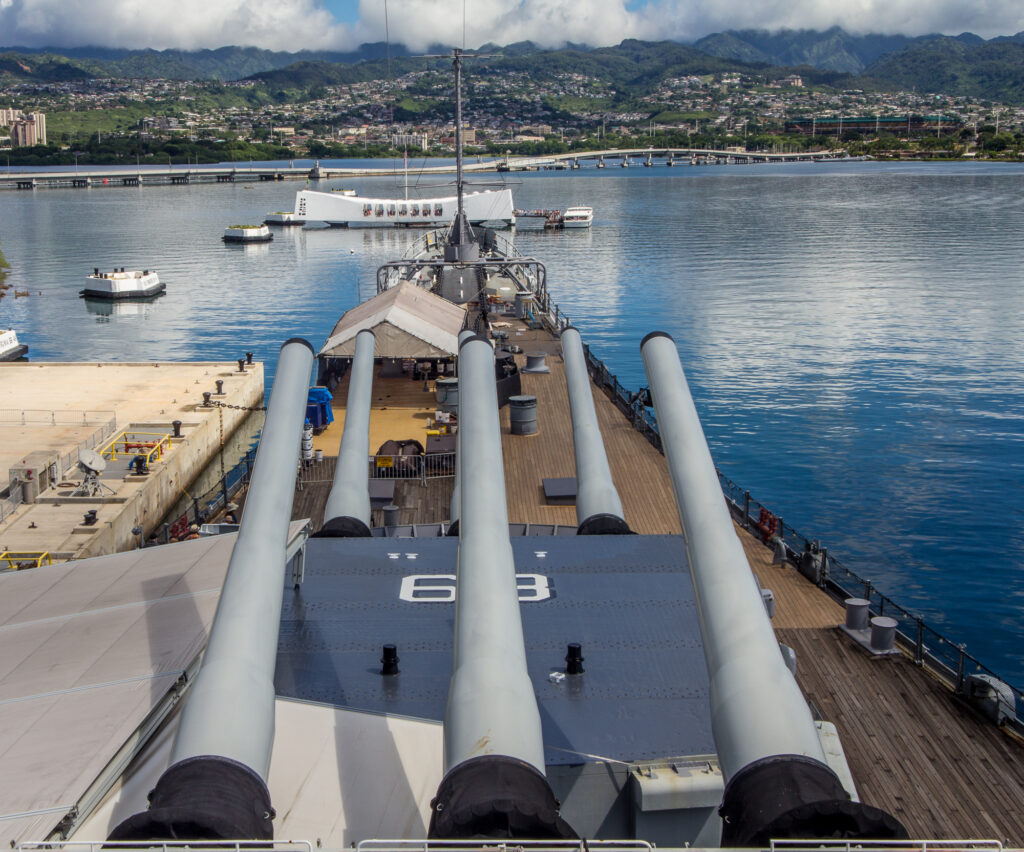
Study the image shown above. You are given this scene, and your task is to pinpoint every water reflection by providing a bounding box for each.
[84,296,164,319]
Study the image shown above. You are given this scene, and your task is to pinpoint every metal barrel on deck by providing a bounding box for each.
[639,331,906,847]
[428,334,575,839]
[561,326,630,534]
[320,329,375,536]
[446,328,478,537]
[108,338,315,842]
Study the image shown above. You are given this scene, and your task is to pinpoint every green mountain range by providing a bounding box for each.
[3,29,1024,104]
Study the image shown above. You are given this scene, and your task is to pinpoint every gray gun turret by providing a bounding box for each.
[428,335,575,840]
[320,328,375,537]
[641,331,906,846]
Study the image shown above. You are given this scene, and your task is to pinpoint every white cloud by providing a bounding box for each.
[0,0,357,51]
[644,0,1024,41]
[353,0,646,52]
[1,0,1023,52]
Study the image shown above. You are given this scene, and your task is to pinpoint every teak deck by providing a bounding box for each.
[295,324,1024,846]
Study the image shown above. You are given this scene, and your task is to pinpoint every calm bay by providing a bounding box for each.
[1,158,1022,685]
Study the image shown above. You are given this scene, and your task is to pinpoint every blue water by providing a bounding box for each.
[1,160,1022,685]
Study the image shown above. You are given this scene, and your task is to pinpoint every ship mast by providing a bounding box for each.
[444,47,479,262]
[454,48,465,221]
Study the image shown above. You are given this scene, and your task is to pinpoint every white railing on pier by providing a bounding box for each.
[0,408,114,425]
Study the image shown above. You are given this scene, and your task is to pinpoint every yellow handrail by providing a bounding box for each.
[0,551,52,570]
[100,430,172,465]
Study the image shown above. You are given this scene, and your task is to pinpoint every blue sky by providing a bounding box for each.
[1,0,1022,52]
[323,0,360,24]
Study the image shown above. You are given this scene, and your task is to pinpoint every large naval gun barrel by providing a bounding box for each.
[321,328,375,536]
[561,326,630,534]
[429,335,575,840]
[109,339,315,842]
[447,328,478,536]
[640,331,906,847]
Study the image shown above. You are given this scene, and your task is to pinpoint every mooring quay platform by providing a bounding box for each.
[0,360,263,562]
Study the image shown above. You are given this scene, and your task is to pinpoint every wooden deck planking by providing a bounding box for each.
[743,524,1024,843]
[371,478,454,528]
[291,455,453,530]
[500,337,682,534]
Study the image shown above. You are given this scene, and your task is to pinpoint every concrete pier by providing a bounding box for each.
[0,360,264,561]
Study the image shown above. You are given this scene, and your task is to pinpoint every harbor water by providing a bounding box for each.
[1,159,1022,684]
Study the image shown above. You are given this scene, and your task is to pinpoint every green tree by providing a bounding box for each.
[0,239,9,289]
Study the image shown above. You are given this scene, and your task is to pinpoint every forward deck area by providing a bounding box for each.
[294,318,1024,845]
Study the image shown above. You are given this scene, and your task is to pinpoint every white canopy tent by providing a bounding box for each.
[319,282,467,361]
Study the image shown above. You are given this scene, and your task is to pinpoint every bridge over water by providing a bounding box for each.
[0,147,847,190]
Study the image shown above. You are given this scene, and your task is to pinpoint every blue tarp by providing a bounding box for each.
[305,386,335,430]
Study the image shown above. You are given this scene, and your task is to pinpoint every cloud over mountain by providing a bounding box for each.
[0,0,354,51]
[1,0,1023,51]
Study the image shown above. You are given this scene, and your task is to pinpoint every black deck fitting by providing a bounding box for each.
[381,644,400,675]
[566,643,585,675]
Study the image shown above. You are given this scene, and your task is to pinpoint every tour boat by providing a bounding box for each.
[0,328,28,360]
[79,268,165,300]
[561,205,594,228]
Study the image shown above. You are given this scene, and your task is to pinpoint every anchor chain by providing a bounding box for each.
[208,400,268,412]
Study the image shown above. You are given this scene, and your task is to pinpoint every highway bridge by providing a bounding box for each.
[0,147,849,190]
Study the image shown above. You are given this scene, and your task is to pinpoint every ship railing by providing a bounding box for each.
[357,840,653,852]
[379,226,544,294]
[158,444,259,541]
[770,840,1003,852]
[370,452,456,481]
[17,841,313,852]
[716,470,1024,726]
[294,453,457,488]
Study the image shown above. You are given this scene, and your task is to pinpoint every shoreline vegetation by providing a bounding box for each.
[3,133,1020,168]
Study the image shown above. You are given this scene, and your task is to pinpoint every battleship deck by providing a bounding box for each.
[294,320,1024,845]
[0,360,263,559]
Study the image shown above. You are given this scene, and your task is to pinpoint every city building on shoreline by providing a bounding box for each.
[3,110,47,147]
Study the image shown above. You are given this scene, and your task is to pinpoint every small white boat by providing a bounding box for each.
[264,211,306,226]
[223,224,273,243]
[80,268,165,300]
[0,328,28,361]
[561,206,594,228]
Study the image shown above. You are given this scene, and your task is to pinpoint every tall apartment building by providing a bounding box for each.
[9,113,46,147]
[0,108,23,126]
[31,112,46,145]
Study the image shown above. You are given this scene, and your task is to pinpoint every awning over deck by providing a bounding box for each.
[319,282,467,360]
